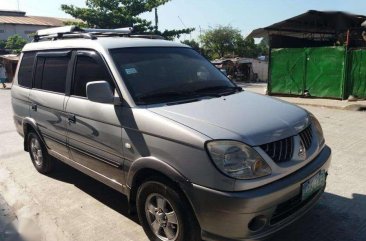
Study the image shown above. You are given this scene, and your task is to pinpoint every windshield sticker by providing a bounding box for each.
[125,68,138,75]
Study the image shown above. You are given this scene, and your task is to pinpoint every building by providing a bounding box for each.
[212,57,268,82]
[0,54,18,87]
[249,10,366,100]
[0,9,77,42]
[0,10,80,84]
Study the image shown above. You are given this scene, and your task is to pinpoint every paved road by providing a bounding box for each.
[0,88,365,241]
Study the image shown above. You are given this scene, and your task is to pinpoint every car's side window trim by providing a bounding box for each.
[30,88,66,96]
[17,51,36,89]
[72,49,123,101]
[31,50,72,95]
[65,51,77,96]
[36,51,71,58]
[69,50,117,99]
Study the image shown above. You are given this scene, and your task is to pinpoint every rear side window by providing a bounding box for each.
[34,56,69,93]
[72,55,113,97]
[18,52,36,88]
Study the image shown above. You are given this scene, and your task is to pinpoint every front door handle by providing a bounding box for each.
[68,114,76,123]
[31,103,37,111]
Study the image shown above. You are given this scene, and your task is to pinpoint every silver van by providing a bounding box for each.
[12,26,331,241]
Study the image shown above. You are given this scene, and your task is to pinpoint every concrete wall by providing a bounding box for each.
[0,24,52,42]
[251,59,268,81]
[0,66,6,79]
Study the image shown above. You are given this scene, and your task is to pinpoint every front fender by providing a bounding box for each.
[126,156,190,189]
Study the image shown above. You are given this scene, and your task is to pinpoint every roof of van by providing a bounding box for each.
[22,36,189,52]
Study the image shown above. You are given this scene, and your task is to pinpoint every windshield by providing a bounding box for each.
[110,47,238,105]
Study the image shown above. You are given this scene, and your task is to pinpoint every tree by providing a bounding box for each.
[0,40,6,49]
[5,35,27,54]
[63,20,89,28]
[236,37,261,58]
[257,37,269,56]
[200,25,242,59]
[181,39,200,51]
[61,0,194,40]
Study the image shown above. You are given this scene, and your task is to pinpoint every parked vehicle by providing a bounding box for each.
[12,26,331,241]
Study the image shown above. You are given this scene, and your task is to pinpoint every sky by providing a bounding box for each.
[2,0,366,41]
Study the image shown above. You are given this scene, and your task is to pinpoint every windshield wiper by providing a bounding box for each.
[193,86,242,96]
[135,90,198,104]
[135,86,242,104]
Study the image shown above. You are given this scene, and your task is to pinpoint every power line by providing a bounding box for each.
[178,16,192,40]
[177,16,186,28]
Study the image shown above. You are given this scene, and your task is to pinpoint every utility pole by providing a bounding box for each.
[154,8,158,33]
[17,0,20,11]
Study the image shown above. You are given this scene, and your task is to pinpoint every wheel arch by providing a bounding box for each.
[22,117,46,151]
[126,157,199,225]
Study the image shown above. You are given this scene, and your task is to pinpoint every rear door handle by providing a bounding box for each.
[68,114,76,123]
[31,104,37,111]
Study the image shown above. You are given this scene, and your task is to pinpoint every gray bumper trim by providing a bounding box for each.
[184,146,331,241]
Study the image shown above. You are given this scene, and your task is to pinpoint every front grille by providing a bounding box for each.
[299,125,313,150]
[270,189,322,225]
[260,136,294,163]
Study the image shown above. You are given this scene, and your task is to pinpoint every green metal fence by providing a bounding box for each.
[348,49,366,99]
[270,48,306,95]
[270,46,346,99]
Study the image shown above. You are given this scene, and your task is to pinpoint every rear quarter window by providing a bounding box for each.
[18,52,36,88]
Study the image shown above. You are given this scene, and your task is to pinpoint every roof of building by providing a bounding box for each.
[0,54,19,62]
[0,9,26,16]
[248,10,366,38]
[0,10,81,27]
[0,16,62,26]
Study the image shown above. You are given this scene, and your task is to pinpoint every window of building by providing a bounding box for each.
[18,52,36,88]
[34,56,69,93]
[72,55,113,97]
[0,30,5,33]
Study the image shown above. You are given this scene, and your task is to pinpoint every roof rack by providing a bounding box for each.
[33,26,164,42]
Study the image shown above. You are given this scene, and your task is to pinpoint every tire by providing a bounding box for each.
[27,131,54,174]
[136,180,201,241]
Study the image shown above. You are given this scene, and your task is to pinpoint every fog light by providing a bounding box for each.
[248,215,267,232]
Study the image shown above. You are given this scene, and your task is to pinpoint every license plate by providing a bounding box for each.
[301,171,326,201]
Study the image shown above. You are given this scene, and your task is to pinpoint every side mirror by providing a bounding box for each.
[86,81,114,103]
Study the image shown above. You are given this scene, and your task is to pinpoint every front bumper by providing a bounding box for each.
[185,146,331,241]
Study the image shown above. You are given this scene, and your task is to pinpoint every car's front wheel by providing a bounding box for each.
[136,180,200,241]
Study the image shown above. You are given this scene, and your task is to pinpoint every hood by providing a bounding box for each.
[148,91,310,146]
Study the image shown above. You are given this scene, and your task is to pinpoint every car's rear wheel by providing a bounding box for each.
[27,132,54,174]
[136,180,200,241]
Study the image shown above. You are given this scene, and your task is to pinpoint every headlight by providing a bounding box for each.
[206,140,271,179]
[309,114,325,148]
